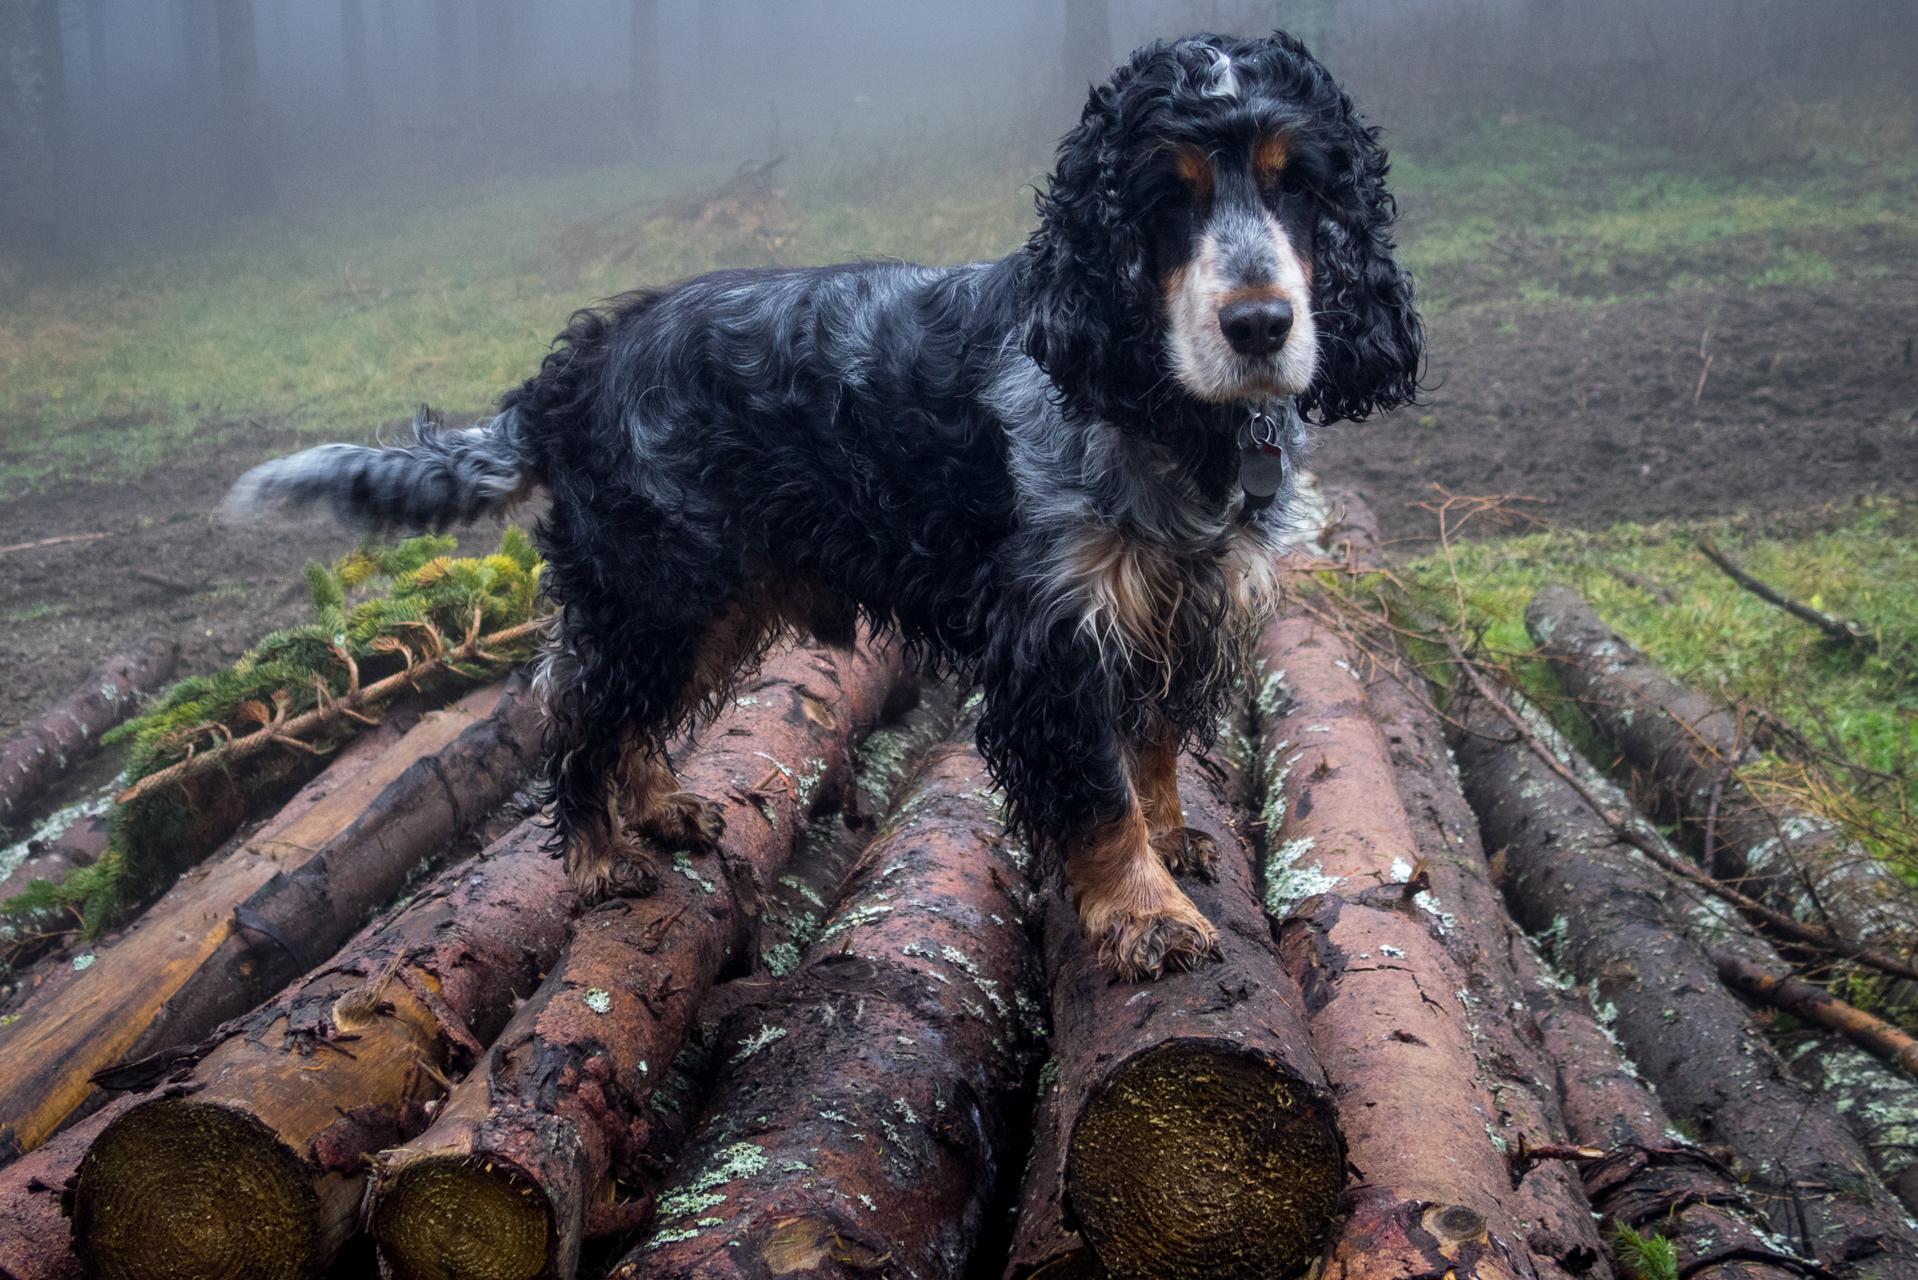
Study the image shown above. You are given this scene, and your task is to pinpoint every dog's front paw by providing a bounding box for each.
[639,790,726,852]
[567,826,659,903]
[1150,826,1220,881]
[1081,895,1220,981]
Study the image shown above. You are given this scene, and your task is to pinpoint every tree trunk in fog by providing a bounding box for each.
[433,0,460,101]
[86,0,109,87]
[1061,0,1110,108]
[341,0,370,104]
[1276,0,1340,61]
[629,0,661,134]
[214,0,271,210]
[697,0,724,103]
[0,0,77,261]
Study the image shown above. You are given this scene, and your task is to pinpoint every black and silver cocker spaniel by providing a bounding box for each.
[229,31,1422,980]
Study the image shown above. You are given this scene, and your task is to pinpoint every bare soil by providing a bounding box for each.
[3,272,1915,838]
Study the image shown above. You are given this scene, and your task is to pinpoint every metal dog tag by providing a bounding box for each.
[1238,401,1295,499]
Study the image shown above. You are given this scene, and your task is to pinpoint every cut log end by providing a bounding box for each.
[1066,1042,1343,1280]
[371,1154,555,1280]
[72,1100,319,1280]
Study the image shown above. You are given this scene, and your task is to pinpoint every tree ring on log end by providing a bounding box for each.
[72,1099,321,1280]
[371,1154,554,1280]
[1066,1041,1343,1280]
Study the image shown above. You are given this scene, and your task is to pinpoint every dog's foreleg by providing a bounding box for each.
[1133,729,1221,880]
[1066,778,1220,982]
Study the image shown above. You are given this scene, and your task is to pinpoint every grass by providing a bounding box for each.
[1392,494,1918,872]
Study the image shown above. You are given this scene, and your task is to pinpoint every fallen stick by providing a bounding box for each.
[1527,584,1911,949]
[1004,751,1343,1280]
[1696,533,1866,646]
[1717,955,1918,1077]
[0,532,112,557]
[1508,936,1807,1280]
[114,612,550,807]
[1256,611,1599,1280]
[618,732,1045,1278]
[63,815,574,1280]
[0,676,539,1160]
[0,633,178,825]
[1454,686,1918,1271]
[367,638,906,1280]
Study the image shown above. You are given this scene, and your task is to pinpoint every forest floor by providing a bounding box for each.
[1,118,1915,847]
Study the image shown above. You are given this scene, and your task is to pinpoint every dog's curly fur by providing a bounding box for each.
[227,31,1421,979]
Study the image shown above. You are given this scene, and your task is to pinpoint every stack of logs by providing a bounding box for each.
[4,492,1917,1280]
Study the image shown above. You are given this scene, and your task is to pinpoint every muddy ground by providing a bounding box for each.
[3,270,1916,836]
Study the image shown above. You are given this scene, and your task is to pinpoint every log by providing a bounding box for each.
[615,732,1046,1279]
[367,638,906,1280]
[1257,611,1601,1280]
[1774,1033,1918,1218]
[1526,585,1909,946]
[61,816,574,1280]
[0,811,110,941]
[0,675,539,1161]
[1508,935,1805,1280]
[1005,752,1344,1280]
[0,633,178,826]
[1358,645,1614,1277]
[1453,687,1918,1272]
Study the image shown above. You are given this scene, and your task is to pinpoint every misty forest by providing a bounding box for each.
[2,2,1918,1278]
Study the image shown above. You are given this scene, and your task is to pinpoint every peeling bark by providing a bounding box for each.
[1256,611,1591,1280]
[1526,585,1910,946]
[1509,934,1806,1280]
[615,734,1045,1279]
[1005,752,1343,1280]
[0,678,538,1161]
[1453,688,1918,1275]
[367,639,905,1280]
[63,815,573,1280]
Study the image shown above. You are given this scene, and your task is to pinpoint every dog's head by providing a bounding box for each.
[1024,31,1422,431]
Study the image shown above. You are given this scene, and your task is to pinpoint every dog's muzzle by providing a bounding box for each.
[1219,298,1294,356]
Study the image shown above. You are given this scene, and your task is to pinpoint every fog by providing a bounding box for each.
[5,0,1915,267]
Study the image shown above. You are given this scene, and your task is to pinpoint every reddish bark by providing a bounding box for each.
[1526,585,1909,946]
[1004,752,1343,1280]
[0,677,538,1161]
[1454,688,1918,1273]
[368,639,906,1280]
[1256,611,1594,1280]
[1717,955,1918,1077]
[612,735,1045,1279]
[0,633,177,826]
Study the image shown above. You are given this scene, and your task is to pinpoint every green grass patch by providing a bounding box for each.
[1392,494,1918,869]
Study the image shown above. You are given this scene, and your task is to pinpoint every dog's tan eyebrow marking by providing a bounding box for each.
[1252,133,1291,185]
[1171,144,1214,199]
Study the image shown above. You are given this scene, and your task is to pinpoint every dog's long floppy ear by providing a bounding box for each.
[1299,93,1424,425]
[1021,67,1157,426]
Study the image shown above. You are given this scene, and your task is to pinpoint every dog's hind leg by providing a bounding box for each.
[1134,728,1220,880]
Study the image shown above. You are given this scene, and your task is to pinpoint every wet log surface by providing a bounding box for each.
[61,813,572,1280]
[0,633,178,827]
[1004,752,1343,1280]
[1454,688,1918,1274]
[0,676,538,1161]
[617,733,1045,1279]
[1526,584,1909,945]
[1507,934,1806,1280]
[368,639,905,1280]
[1257,611,1591,1280]
[1717,955,1918,1077]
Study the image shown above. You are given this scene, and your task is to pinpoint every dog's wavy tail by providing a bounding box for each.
[221,408,538,531]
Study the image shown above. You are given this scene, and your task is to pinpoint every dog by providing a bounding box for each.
[227,31,1420,980]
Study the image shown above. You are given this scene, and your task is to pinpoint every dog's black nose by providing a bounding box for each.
[1218,298,1293,356]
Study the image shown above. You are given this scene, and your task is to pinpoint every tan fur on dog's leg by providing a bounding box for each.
[1067,796,1219,981]
[1134,732,1220,880]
